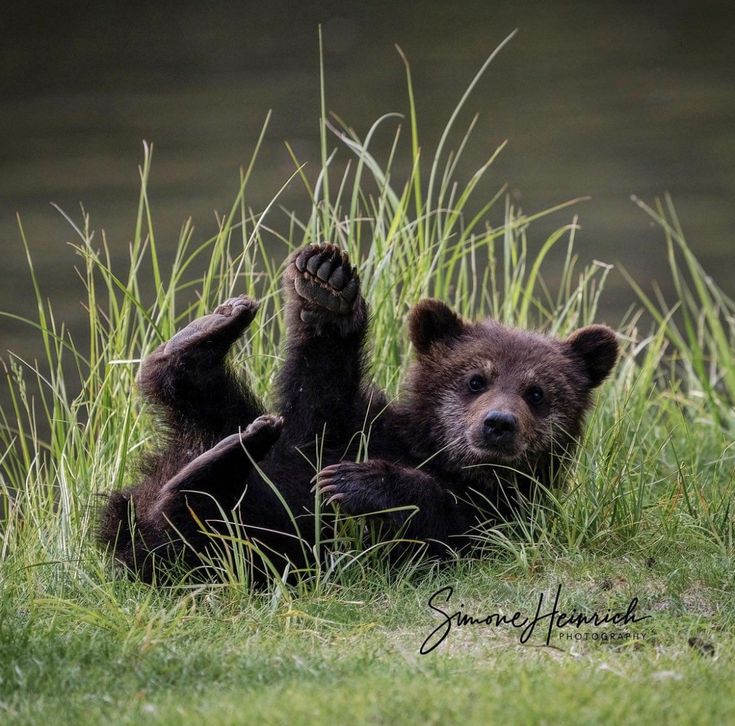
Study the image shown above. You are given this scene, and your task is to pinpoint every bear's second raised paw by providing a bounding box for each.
[163,295,260,357]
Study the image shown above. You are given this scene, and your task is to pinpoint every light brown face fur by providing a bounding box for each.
[429,328,590,467]
[403,300,618,475]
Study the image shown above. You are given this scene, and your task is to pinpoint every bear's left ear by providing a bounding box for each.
[565,325,618,388]
[408,299,466,354]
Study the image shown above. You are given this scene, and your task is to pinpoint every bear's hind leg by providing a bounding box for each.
[138,295,264,436]
[276,244,370,450]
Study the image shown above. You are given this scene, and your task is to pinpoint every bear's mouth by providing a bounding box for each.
[467,435,524,463]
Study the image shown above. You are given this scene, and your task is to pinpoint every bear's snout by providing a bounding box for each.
[482,410,518,447]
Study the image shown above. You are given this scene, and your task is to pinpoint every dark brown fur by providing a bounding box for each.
[98,244,618,582]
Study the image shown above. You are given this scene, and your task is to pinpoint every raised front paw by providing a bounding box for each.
[284,244,365,334]
[205,413,283,461]
[163,295,260,356]
[316,461,403,517]
[163,414,283,496]
[240,413,284,458]
[200,414,284,462]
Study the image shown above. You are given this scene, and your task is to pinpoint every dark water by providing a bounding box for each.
[2,1,734,369]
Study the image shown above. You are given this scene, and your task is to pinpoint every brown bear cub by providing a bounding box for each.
[99,243,618,582]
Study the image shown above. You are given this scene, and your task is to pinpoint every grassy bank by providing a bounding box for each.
[1,41,734,724]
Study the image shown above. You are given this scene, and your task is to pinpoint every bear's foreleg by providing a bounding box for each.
[315,460,475,552]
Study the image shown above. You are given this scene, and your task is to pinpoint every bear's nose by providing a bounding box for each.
[483,411,518,444]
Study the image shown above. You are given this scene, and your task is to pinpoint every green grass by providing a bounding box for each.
[1,38,734,724]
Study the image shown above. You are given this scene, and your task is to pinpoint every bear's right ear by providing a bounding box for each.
[408,299,466,354]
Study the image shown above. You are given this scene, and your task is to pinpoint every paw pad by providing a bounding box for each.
[291,244,360,315]
[163,295,260,356]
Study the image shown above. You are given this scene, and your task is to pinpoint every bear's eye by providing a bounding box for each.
[468,375,486,393]
[527,385,544,406]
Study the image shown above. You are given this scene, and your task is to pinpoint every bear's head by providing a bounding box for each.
[403,299,618,478]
